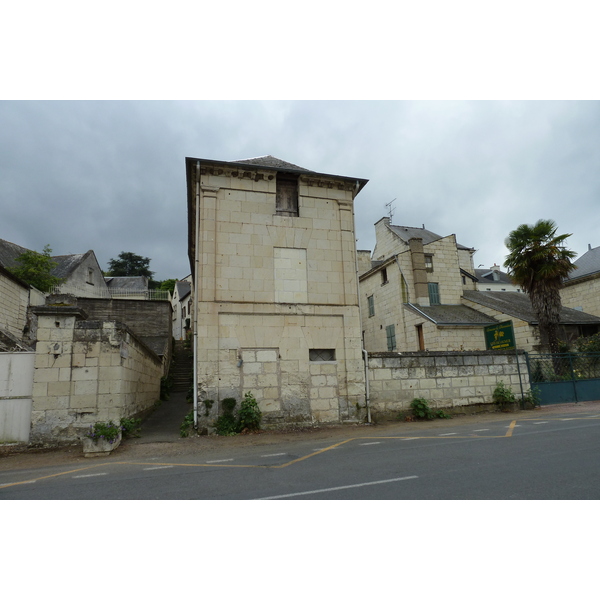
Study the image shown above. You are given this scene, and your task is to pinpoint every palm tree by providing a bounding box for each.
[504,219,576,354]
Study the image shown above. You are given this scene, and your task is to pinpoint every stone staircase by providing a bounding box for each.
[170,340,193,393]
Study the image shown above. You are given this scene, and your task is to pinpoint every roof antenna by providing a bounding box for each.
[385,198,396,223]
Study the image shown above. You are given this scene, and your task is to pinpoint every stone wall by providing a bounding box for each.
[366,350,529,420]
[30,307,162,443]
[561,276,600,318]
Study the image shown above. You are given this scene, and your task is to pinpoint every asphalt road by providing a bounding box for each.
[2,408,600,499]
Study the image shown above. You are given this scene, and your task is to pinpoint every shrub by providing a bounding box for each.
[120,417,142,438]
[410,397,434,420]
[237,391,262,432]
[85,421,121,444]
[214,397,238,436]
[180,411,194,437]
[492,381,517,410]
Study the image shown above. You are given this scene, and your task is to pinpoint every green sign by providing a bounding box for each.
[484,320,516,351]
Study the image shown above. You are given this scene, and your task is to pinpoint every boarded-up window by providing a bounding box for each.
[309,349,336,362]
[276,174,299,216]
[428,282,440,305]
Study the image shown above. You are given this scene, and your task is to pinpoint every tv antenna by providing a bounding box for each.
[385,198,396,222]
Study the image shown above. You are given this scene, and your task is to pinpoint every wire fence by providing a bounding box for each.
[527,353,600,383]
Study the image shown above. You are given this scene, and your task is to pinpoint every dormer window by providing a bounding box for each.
[276,173,299,216]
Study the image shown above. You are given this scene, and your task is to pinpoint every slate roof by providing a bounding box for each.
[175,280,191,301]
[105,276,149,290]
[462,291,600,325]
[405,303,497,326]
[0,238,29,270]
[389,225,474,251]
[474,268,515,285]
[566,245,600,281]
[233,155,311,172]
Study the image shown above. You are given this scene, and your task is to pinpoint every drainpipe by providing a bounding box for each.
[193,161,200,429]
[353,180,371,423]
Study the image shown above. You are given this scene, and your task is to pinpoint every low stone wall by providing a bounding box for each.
[30,306,163,443]
[366,350,529,420]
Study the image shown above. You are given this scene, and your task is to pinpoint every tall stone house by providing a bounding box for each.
[358,218,600,353]
[186,155,368,426]
[358,217,496,352]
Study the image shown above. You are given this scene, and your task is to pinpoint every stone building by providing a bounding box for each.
[358,217,495,352]
[186,155,368,427]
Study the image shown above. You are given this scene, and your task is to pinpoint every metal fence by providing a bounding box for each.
[50,285,171,302]
[526,353,600,405]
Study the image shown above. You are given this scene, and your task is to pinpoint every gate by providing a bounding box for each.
[526,353,600,405]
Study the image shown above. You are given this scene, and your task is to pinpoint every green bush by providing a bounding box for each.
[120,417,142,438]
[410,397,434,420]
[214,397,238,435]
[237,391,262,432]
[492,381,517,410]
[180,411,194,437]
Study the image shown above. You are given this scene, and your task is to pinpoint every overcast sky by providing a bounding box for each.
[1,100,599,280]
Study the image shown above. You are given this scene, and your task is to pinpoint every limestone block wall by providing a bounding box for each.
[0,269,29,338]
[425,235,464,305]
[30,308,162,443]
[367,350,529,419]
[561,277,600,318]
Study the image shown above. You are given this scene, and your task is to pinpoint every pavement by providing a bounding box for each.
[132,390,191,443]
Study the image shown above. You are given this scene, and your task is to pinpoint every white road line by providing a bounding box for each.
[439,432,457,436]
[313,447,341,451]
[257,475,419,500]
[205,458,234,464]
[73,473,108,479]
[534,421,549,424]
[261,453,287,457]
[359,442,382,446]
[473,429,490,432]
[0,480,37,487]
[143,465,174,471]
[402,438,419,441]
[505,424,521,427]
[561,418,576,421]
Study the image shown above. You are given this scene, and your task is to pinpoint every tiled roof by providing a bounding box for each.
[51,253,86,279]
[0,238,29,270]
[105,276,149,290]
[175,280,191,301]
[566,245,600,281]
[232,155,311,172]
[474,268,515,285]
[406,303,497,325]
[389,225,474,251]
[463,290,600,325]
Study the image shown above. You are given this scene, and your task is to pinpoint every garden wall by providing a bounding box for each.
[366,350,529,420]
[30,306,163,443]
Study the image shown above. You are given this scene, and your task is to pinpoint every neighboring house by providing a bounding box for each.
[475,264,522,292]
[358,218,600,353]
[462,290,600,351]
[104,276,150,299]
[171,275,192,341]
[186,154,368,426]
[358,217,495,352]
[0,238,108,298]
[561,244,600,317]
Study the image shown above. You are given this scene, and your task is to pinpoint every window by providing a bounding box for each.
[416,324,425,351]
[276,174,299,216]
[86,268,94,285]
[381,267,388,285]
[462,275,466,285]
[428,282,440,305]
[309,349,336,362]
[425,255,434,273]
[386,324,396,351]
[367,295,375,317]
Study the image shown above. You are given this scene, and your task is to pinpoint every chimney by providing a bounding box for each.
[409,237,429,306]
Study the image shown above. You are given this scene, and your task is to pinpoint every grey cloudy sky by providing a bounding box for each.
[1,100,599,281]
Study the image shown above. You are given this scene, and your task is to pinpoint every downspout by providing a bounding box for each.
[193,161,200,429]
[354,180,371,423]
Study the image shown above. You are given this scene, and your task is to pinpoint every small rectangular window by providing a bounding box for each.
[428,282,440,305]
[309,349,336,362]
[381,267,388,285]
[86,268,94,285]
[425,255,434,273]
[276,174,299,216]
[386,325,396,351]
[367,295,375,317]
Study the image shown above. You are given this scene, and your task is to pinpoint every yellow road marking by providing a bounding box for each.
[274,438,355,468]
[505,420,517,437]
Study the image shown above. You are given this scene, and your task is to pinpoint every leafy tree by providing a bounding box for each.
[9,244,64,292]
[504,219,576,354]
[158,279,177,295]
[106,251,154,279]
